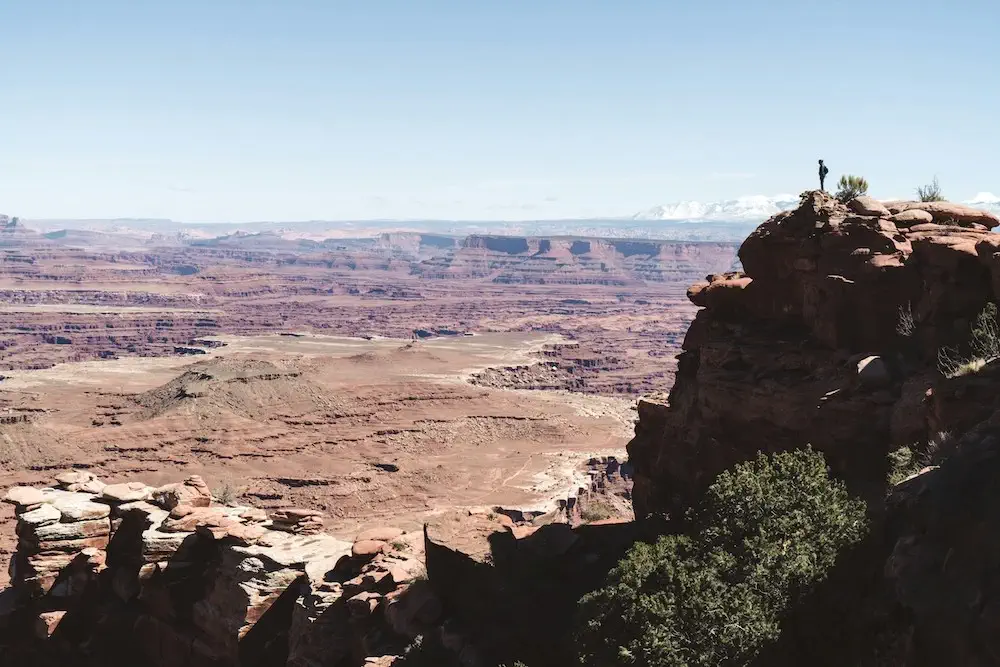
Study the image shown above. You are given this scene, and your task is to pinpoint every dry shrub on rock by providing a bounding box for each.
[835,175,870,203]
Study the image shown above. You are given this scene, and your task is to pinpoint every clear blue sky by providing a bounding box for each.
[2,0,997,222]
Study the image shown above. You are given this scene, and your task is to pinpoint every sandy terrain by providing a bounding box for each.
[0,332,633,572]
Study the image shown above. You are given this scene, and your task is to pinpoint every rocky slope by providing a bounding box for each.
[0,473,431,666]
[0,456,634,666]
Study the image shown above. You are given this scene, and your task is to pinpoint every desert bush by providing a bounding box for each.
[212,478,242,505]
[580,500,616,523]
[576,448,868,667]
[916,176,944,202]
[896,302,915,337]
[887,446,921,486]
[835,175,869,203]
[922,430,955,467]
[936,302,1000,377]
[970,302,1000,360]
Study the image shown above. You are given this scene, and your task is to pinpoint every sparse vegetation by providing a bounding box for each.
[936,302,1000,377]
[916,176,945,202]
[923,430,955,467]
[888,432,955,487]
[212,478,243,505]
[896,302,915,337]
[576,448,868,667]
[887,446,921,485]
[580,500,616,522]
[835,174,869,203]
[390,539,409,551]
[395,634,458,666]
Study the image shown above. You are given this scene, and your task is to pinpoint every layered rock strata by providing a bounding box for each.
[0,473,434,667]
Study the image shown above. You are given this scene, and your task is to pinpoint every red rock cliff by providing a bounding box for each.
[629,191,1000,519]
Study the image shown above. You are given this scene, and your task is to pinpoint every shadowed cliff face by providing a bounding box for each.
[629,191,1000,520]
[624,190,1000,666]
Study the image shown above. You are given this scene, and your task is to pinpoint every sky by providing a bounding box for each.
[1,1,998,222]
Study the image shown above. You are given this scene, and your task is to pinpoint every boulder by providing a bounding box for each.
[270,508,324,535]
[893,201,1000,228]
[54,470,94,486]
[4,486,50,507]
[687,274,753,314]
[52,471,105,494]
[51,494,111,521]
[239,507,268,523]
[856,355,891,388]
[17,504,61,527]
[892,209,934,226]
[352,540,388,558]
[115,500,166,521]
[196,522,267,545]
[848,195,891,217]
[152,475,212,510]
[159,504,249,533]
[102,482,153,503]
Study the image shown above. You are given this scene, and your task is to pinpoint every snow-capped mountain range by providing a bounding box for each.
[633,192,1000,222]
[633,195,801,222]
[967,192,1000,215]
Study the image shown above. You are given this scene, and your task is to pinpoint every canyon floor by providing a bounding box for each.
[0,331,637,570]
[0,228,739,583]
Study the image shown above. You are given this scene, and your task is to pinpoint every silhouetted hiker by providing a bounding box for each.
[818,159,829,191]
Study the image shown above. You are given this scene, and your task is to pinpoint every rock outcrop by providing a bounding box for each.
[629,191,1000,520]
[878,416,1000,666]
[0,461,635,667]
[625,191,1000,665]
[423,509,638,667]
[0,474,434,667]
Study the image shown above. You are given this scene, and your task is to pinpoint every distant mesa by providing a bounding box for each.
[464,235,531,254]
[0,215,42,243]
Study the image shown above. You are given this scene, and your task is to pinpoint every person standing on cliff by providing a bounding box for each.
[818,159,829,191]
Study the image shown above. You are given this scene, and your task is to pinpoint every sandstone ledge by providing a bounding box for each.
[0,472,433,667]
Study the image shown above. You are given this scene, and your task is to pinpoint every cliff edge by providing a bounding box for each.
[629,190,1000,520]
